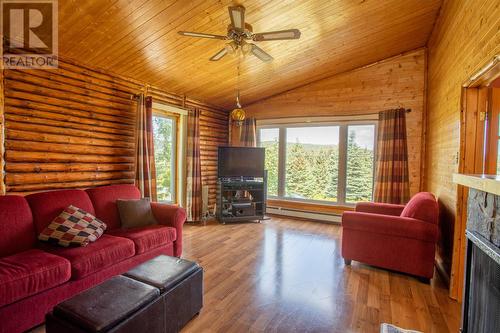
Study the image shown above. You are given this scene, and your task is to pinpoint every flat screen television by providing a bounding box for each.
[218,146,265,178]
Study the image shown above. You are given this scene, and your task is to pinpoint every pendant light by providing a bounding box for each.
[230,61,246,127]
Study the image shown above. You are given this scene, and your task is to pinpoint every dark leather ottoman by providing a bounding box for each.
[124,255,203,333]
[46,275,164,333]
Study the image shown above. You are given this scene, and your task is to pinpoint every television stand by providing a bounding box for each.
[216,178,267,224]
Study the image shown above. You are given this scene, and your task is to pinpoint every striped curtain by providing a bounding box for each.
[186,109,202,222]
[373,108,410,204]
[239,118,257,147]
[135,95,157,200]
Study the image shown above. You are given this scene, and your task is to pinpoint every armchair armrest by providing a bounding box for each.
[342,211,438,242]
[355,202,405,216]
[151,202,186,257]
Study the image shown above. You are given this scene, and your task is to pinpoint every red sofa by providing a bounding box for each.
[341,192,439,279]
[0,184,186,333]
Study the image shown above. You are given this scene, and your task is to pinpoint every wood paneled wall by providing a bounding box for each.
[425,0,500,298]
[244,49,426,196]
[1,59,227,208]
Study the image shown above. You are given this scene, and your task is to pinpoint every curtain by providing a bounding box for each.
[239,118,257,147]
[373,108,410,204]
[135,95,157,200]
[186,109,202,222]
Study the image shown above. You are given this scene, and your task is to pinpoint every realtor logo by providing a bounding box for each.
[1,0,58,69]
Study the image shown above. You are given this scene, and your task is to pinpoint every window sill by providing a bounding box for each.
[267,198,355,215]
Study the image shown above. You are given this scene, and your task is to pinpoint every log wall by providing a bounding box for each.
[1,59,227,208]
[0,69,4,195]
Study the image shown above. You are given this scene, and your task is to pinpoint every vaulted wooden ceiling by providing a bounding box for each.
[59,0,442,109]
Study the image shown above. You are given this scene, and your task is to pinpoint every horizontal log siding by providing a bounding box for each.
[3,60,142,194]
[3,59,228,200]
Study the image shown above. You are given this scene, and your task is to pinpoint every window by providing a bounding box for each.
[346,125,375,202]
[485,86,500,174]
[259,128,279,196]
[258,121,376,205]
[153,114,177,202]
[285,126,339,201]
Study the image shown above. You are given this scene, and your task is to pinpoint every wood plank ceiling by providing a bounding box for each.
[58,0,442,109]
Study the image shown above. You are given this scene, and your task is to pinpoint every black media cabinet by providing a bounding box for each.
[216,178,267,224]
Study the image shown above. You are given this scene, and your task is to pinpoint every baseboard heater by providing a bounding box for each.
[266,205,341,223]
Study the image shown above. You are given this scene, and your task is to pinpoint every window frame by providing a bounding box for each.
[485,87,500,174]
[152,110,179,204]
[257,119,378,206]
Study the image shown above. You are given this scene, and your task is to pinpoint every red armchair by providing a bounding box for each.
[341,192,439,279]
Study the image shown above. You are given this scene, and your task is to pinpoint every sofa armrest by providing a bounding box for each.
[355,202,405,216]
[342,211,438,242]
[151,203,186,257]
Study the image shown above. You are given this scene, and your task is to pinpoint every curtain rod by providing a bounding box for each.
[130,93,142,100]
[343,108,411,118]
[380,107,411,113]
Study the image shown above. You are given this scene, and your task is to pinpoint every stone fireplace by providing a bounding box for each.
[453,175,500,333]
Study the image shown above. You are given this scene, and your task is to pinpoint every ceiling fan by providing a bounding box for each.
[178,5,301,62]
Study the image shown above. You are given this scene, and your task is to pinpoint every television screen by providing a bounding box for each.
[218,146,265,178]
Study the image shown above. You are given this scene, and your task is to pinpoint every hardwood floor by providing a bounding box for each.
[181,216,461,333]
[31,216,461,333]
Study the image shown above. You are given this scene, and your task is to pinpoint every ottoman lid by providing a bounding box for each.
[53,275,159,332]
[124,255,200,292]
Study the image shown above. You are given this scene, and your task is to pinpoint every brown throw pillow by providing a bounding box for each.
[117,198,157,229]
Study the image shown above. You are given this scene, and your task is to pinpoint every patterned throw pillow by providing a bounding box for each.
[38,205,107,247]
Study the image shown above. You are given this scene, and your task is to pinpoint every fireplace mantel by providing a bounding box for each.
[453,173,500,196]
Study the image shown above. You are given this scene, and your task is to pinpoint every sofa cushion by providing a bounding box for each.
[86,185,141,230]
[117,198,157,229]
[26,190,95,234]
[0,249,71,307]
[39,205,107,247]
[108,225,176,255]
[400,192,439,224]
[40,234,135,280]
[0,196,35,257]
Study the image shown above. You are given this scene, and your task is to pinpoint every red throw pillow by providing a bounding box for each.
[38,205,107,247]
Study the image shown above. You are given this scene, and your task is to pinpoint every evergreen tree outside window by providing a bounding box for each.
[257,121,376,205]
[259,128,279,196]
[285,127,339,202]
[153,115,176,202]
[346,125,375,202]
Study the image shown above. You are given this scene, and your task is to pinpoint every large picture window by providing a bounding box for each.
[258,121,376,205]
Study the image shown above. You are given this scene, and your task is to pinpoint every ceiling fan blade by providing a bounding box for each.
[178,31,227,40]
[209,48,228,61]
[253,29,301,41]
[251,44,273,62]
[228,5,245,30]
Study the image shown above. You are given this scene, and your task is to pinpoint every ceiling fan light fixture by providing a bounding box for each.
[178,5,301,62]
[225,41,238,54]
[241,41,253,55]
